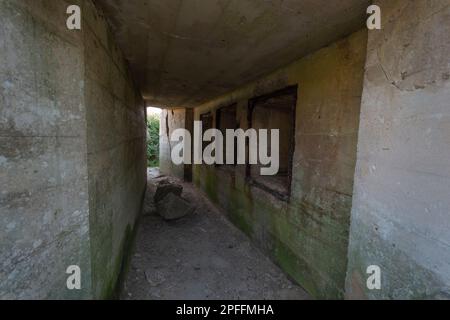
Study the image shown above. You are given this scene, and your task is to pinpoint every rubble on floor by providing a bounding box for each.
[121,170,311,300]
[156,192,196,221]
[152,177,194,220]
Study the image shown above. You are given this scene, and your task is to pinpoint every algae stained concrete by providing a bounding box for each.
[0,0,146,299]
[345,0,450,299]
[83,0,147,298]
[178,30,367,299]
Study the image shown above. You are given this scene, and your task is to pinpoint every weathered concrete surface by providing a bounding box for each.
[0,0,91,299]
[345,0,450,299]
[83,0,147,299]
[158,30,367,299]
[159,108,193,180]
[0,0,146,299]
[94,0,370,107]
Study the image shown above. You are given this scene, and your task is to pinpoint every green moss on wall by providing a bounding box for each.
[96,220,140,299]
[203,168,218,203]
[187,30,368,299]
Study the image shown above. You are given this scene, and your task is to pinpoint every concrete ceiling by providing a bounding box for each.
[95,0,370,108]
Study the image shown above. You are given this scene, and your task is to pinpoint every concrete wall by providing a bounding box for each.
[83,0,147,298]
[175,30,367,299]
[0,0,146,299]
[0,0,91,299]
[345,0,450,299]
[160,108,192,180]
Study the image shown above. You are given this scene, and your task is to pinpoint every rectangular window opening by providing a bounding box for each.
[247,85,297,201]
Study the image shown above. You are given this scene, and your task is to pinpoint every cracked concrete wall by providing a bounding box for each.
[345,0,450,299]
[185,30,368,299]
[0,0,146,299]
[159,108,191,180]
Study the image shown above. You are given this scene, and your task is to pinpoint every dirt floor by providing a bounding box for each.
[120,168,311,300]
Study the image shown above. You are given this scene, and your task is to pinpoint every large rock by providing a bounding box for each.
[156,193,195,220]
[154,181,183,203]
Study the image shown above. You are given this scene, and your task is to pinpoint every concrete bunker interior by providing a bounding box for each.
[1,0,449,300]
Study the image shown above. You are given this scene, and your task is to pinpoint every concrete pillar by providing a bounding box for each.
[159,108,193,181]
[346,0,450,299]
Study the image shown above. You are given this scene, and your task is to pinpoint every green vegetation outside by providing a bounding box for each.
[146,114,160,167]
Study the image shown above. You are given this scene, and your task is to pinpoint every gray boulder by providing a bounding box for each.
[154,181,183,203]
[156,193,195,220]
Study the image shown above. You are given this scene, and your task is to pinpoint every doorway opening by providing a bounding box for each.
[146,107,162,168]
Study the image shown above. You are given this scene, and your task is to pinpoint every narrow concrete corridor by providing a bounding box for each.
[121,169,310,300]
[2,0,450,300]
